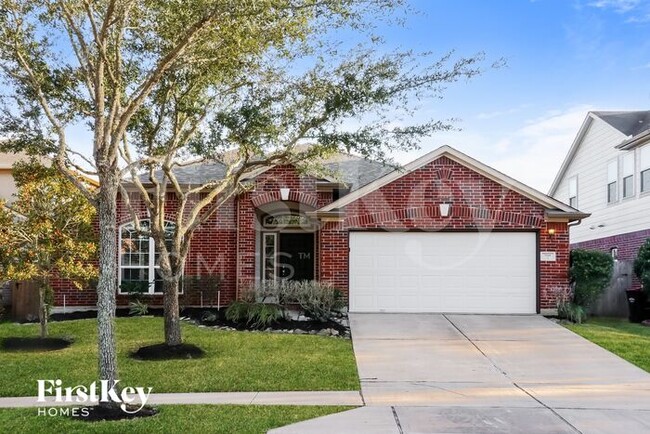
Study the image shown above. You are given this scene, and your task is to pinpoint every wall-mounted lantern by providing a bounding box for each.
[439,203,451,217]
[280,188,290,201]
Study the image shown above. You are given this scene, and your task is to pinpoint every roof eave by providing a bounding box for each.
[544,210,591,222]
[616,129,650,150]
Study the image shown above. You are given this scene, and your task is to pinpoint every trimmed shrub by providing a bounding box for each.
[633,238,650,294]
[570,249,614,309]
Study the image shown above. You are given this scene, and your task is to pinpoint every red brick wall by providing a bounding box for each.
[53,192,238,308]
[571,228,650,291]
[53,165,329,309]
[320,156,570,311]
[53,158,570,312]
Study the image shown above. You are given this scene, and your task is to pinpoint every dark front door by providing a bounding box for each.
[278,233,314,281]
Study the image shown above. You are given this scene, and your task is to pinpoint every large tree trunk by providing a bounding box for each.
[38,286,47,339]
[96,179,119,386]
[163,274,182,346]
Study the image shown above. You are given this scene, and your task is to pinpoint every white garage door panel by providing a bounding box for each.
[349,232,537,314]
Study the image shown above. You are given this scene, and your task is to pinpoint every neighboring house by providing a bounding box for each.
[0,152,30,202]
[0,152,30,309]
[52,145,583,315]
[550,111,650,297]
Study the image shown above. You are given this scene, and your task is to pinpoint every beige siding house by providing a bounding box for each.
[0,152,25,202]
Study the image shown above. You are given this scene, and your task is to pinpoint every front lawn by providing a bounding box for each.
[564,317,650,372]
[0,405,351,434]
[0,317,359,397]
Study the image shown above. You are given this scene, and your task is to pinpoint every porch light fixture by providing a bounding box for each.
[280,188,290,201]
[439,203,451,217]
[547,228,556,236]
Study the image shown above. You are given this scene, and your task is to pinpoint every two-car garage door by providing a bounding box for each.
[349,232,537,314]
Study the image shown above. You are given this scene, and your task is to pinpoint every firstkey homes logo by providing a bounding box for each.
[37,379,153,416]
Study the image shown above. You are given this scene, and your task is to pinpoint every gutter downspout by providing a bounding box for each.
[568,219,583,228]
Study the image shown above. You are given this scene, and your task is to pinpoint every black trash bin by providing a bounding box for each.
[626,290,647,323]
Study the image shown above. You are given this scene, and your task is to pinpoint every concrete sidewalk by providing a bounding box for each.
[0,390,363,408]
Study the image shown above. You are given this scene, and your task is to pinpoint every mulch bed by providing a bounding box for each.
[71,405,158,422]
[130,342,205,361]
[194,309,348,335]
[1,336,72,351]
[49,307,348,335]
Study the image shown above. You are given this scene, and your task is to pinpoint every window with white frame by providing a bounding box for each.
[568,176,578,208]
[641,145,650,193]
[119,220,178,294]
[607,160,618,204]
[623,152,635,198]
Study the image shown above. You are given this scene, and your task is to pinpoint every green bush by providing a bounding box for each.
[569,249,614,309]
[128,300,149,316]
[558,301,587,324]
[225,301,285,328]
[633,238,650,294]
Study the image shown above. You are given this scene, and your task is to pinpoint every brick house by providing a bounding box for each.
[54,145,584,315]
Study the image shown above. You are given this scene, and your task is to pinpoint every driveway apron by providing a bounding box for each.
[271,313,650,433]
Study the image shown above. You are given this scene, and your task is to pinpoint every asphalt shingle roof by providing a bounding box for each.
[139,153,393,192]
[593,110,650,137]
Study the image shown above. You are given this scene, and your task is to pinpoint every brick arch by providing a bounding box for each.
[251,190,319,209]
[117,213,150,227]
[345,204,544,228]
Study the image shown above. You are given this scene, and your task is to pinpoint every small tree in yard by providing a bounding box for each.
[633,238,650,293]
[0,161,97,338]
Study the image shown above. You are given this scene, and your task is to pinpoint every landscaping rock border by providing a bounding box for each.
[181,310,351,338]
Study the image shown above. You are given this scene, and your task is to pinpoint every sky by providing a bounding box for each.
[56,0,650,193]
[372,0,650,192]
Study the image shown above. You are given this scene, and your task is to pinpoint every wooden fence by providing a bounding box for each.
[590,260,631,317]
[10,280,40,321]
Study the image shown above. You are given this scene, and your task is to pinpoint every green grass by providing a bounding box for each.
[0,405,352,434]
[0,317,359,397]
[564,317,650,372]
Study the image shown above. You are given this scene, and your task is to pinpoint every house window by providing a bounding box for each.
[641,145,650,193]
[262,232,277,282]
[607,160,618,203]
[623,153,634,198]
[119,220,178,294]
[568,176,578,208]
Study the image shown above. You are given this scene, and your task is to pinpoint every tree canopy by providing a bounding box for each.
[0,160,97,336]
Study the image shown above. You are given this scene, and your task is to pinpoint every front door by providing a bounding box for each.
[278,233,314,281]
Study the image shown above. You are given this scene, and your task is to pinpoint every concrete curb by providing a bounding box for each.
[0,391,364,408]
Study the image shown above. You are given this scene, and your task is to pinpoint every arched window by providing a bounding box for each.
[118,220,177,294]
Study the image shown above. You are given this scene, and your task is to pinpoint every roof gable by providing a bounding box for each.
[318,145,580,216]
[547,112,633,195]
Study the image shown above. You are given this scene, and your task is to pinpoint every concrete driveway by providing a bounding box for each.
[272,314,650,433]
